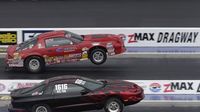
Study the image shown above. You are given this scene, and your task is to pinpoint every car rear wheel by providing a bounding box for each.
[89,49,107,65]
[32,104,51,112]
[104,98,124,112]
[25,56,45,73]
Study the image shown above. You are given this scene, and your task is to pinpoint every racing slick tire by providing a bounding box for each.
[24,56,45,73]
[31,104,51,112]
[89,48,107,65]
[104,98,124,112]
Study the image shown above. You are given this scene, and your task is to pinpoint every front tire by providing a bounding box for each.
[25,56,45,73]
[89,49,107,65]
[104,98,124,112]
[31,104,51,112]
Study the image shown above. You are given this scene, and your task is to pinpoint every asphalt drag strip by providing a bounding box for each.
[0,101,200,112]
[1,58,200,80]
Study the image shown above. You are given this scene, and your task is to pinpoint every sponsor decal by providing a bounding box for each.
[92,42,100,46]
[149,83,161,92]
[69,53,82,58]
[75,79,86,85]
[82,47,88,59]
[106,43,115,55]
[22,30,51,42]
[0,31,17,45]
[32,91,43,96]
[37,43,43,49]
[56,47,76,53]
[164,82,194,93]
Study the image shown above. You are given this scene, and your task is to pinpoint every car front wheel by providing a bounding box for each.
[32,104,51,112]
[89,49,107,65]
[104,98,124,112]
[25,56,45,73]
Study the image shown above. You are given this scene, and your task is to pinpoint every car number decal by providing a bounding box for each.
[55,84,68,93]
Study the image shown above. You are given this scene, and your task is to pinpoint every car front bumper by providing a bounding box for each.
[8,104,27,112]
[6,58,24,67]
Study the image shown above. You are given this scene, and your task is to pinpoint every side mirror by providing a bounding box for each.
[80,89,89,95]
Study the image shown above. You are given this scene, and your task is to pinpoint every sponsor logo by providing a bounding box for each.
[0,31,17,45]
[128,32,199,43]
[56,47,76,53]
[164,82,194,93]
[22,30,51,42]
[8,82,38,92]
[0,83,5,92]
[149,83,161,92]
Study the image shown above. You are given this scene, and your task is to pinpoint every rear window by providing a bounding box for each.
[16,38,37,51]
[22,84,45,96]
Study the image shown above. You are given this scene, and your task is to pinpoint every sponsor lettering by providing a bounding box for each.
[128,33,155,43]
[164,82,193,93]
[127,32,199,44]
[157,32,198,43]
[0,32,17,45]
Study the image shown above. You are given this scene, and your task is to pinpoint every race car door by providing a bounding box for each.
[43,37,79,64]
[52,82,90,109]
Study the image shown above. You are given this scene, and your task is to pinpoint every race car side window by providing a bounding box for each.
[44,83,54,95]
[45,37,73,48]
[53,83,84,95]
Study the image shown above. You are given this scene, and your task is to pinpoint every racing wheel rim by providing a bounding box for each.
[93,51,104,63]
[108,101,120,112]
[29,59,40,71]
[35,106,48,112]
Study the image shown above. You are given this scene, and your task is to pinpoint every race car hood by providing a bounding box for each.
[97,80,141,93]
[105,80,135,86]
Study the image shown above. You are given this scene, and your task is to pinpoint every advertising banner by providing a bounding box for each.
[1,28,200,53]
[131,80,200,94]
[0,80,42,94]
[0,80,200,95]
[22,30,51,41]
[0,31,17,45]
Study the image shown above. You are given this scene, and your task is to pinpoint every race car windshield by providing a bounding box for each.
[65,31,84,43]
[81,78,104,90]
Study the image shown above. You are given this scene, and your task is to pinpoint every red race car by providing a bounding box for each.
[6,30,126,73]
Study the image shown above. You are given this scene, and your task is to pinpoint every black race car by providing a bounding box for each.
[8,75,144,112]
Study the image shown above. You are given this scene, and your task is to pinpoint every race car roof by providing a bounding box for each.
[45,75,84,83]
[37,30,66,39]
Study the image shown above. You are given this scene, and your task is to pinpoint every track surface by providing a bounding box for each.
[1,58,200,80]
[0,106,200,112]
[0,0,200,27]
